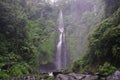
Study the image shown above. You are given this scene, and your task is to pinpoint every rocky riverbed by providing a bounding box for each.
[54,70,120,80]
[4,70,120,80]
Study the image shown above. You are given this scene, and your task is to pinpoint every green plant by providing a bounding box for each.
[8,62,30,77]
[72,58,85,73]
[98,62,117,76]
[0,70,9,79]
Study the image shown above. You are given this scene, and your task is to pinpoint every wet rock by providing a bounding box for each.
[55,74,69,80]
[107,70,120,80]
[68,73,85,80]
[55,73,86,80]
[83,71,94,75]
[83,75,99,80]
[24,76,31,80]
[30,77,35,80]
[22,76,36,80]
[53,72,62,77]
[95,72,106,77]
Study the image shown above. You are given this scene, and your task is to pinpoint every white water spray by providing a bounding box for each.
[55,10,68,69]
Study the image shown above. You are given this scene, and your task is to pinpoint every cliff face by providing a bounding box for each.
[87,8,120,67]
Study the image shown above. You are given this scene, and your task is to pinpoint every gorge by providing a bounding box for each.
[0,0,120,79]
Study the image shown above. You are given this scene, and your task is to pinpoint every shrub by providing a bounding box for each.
[72,58,85,73]
[98,62,117,76]
[0,70,9,79]
[8,62,30,77]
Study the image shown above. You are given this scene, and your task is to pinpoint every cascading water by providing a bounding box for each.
[55,10,68,69]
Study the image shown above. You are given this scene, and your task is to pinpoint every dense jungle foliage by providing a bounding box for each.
[72,0,120,75]
[0,0,57,78]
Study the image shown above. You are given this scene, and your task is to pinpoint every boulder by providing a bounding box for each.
[53,72,62,77]
[68,73,85,80]
[107,70,120,80]
[83,75,99,80]
[55,74,69,80]
[55,73,86,80]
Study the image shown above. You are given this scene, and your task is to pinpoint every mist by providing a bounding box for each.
[0,0,120,79]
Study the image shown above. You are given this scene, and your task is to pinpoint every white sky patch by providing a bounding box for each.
[50,0,57,3]
[50,0,54,3]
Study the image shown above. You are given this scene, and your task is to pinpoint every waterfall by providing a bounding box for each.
[55,10,68,69]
